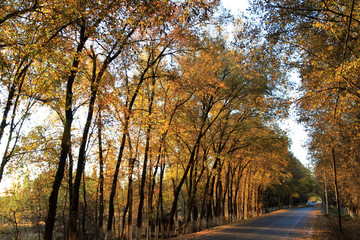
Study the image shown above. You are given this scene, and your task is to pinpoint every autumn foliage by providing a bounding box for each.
[251,0,360,232]
[0,1,313,239]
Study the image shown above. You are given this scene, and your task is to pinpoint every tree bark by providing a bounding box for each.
[68,47,103,240]
[136,77,156,240]
[166,135,202,238]
[121,158,135,240]
[43,23,87,240]
[332,146,342,232]
[107,44,168,235]
[97,108,105,240]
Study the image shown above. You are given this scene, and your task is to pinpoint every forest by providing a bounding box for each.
[1,0,358,239]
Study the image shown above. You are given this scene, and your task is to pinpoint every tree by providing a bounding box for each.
[250,0,360,228]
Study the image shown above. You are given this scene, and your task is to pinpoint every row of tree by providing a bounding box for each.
[0,1,314,239]
[250,0,360,230]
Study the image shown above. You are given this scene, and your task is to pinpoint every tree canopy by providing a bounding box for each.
[250,0,360,231]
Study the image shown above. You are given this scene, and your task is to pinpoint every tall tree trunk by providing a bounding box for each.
[69,149,74,214]
[136,77,156,240]
[43,23,87,240]
[324,173,329,216]
[184,164,195,234]
[222,166,230,222]
[233,187,239,220]
[68,50,102,240]
[121,157,135,240]
[106,45,168,237]
[200,158,218,228]
[206,165,217,227]
[166,136,201,238]
[332,146,342,232]
[241,172,247,219]
[184,148,205,233]
[97,108,105,240]
[157,162,165,240]
[120,158,134,239]
[214,160,223,225]
[148,146,164,240]
[81,173,88,239]
[107,127,128,237]
[228,165,234,222]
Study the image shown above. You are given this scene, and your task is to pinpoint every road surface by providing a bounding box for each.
[193,206,317,240]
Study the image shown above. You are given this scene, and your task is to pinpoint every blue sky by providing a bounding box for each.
[221,0,310,166]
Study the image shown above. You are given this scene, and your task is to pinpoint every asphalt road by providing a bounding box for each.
[194,206,317,240]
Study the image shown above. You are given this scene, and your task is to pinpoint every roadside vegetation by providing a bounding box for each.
[312,207,360,240]
[251,0,360,234]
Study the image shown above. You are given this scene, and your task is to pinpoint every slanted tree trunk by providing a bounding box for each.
[0,61,30,182]
[43,23,88,240]
[1,75,31,182]
[0,61,30,146]
[136,76,156,240]
[199,157,218,229]
[107,45,166,235]
[107,124,128,238]
[166,135,202,237]
[68,45,106,240]
[148,144,165,240]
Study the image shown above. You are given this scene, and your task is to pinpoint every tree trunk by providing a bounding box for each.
[156,162,165,240]
[68,51,101,240]
[121,158,135,240]
[43,24,87,240]
[214,161,223,225]
[107,52,156,234]
[200,158,218,229]
[324,173,329,216]
[0,62,30,182]
[332,146,342,232]
[166,136,201,238]
[81,173,88,239]
[148,147,164,240]
[0,61,30,147]
[98,108,105,240]
[136,77,156,240]
[206,166,217,227]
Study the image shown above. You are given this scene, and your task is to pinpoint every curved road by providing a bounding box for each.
[193,206,317,240]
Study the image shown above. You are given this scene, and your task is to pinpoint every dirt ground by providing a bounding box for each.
[311,210,360,240]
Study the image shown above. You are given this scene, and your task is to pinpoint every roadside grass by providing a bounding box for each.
[311,207,360,240]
